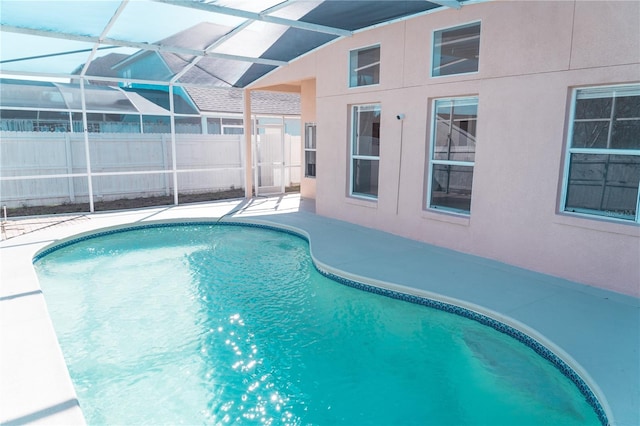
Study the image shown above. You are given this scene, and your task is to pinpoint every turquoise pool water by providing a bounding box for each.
[35,224,601,425]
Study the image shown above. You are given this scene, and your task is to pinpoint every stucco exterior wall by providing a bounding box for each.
[300,79,317,200]
[252,0,640,296]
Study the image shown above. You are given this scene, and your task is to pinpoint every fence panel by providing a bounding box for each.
[87,133,170,199]
[176,134,242,169]
[0,133,79,177]
[0,132,248,208]
[1,131,301,208]
[0,133,87,206]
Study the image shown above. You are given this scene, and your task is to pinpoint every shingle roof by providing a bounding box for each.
[72,53,129,86]
[186,86,300,115]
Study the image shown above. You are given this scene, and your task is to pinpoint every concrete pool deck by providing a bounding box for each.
[1,194,638,425]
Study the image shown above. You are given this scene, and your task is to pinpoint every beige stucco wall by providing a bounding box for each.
[252,0,640,296]
[300,79,317,200]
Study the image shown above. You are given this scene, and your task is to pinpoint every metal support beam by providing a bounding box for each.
[243,89,253,199]
[80,0,130,77]
[0,24,288,67]
[169,84,179,206]
[170,19,253,84]
[79,79,95,213]
[152,0,352,37]
[0,69,235,89]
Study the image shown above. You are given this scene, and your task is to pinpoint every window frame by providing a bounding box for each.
[426,96,478,215]
[348,44,381,88]
[122,69,132,88]
[560,84,640,224]
[350,103,381,200]
[304,122,317,178]
[431,21,481,78]
[221,117,244,135]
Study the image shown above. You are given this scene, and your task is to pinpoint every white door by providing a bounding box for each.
[254,117,285,196]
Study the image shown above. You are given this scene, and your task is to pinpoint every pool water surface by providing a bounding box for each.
[34,224,602,425]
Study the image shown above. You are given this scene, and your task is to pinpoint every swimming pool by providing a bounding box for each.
[34,222,604,425]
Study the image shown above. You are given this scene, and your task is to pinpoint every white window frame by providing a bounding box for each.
[431,21,481,78]
[426,96,478,215]
[561,84,640,223]
[349,44,381,88]
[350,103,381,200]
[222,117,244,135]
[122,69,132,88]
[304,122,317,178]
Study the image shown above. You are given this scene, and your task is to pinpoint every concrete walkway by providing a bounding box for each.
[1,195,638,425]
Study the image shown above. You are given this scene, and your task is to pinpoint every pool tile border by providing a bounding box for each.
[316,267,608,425]
[32,220,609,425]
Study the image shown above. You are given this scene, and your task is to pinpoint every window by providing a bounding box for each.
[350,104,381,198]
[206,117,221,134]
[304,122,317,178]
[122,69,132,88]
[222,118,244,135]
[427,97,478,214]
[349,45,380,87]
[175,116,201,134]
[562,84,640,222]
[432,22,481,77]
[142,115,170,134]
[0,110,71,132]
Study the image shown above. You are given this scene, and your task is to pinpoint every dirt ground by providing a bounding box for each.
[3,186,299,218]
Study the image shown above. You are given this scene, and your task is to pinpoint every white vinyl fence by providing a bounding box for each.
[0,132,301,208]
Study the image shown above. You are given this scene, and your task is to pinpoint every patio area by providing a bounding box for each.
[0,194,638,425]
